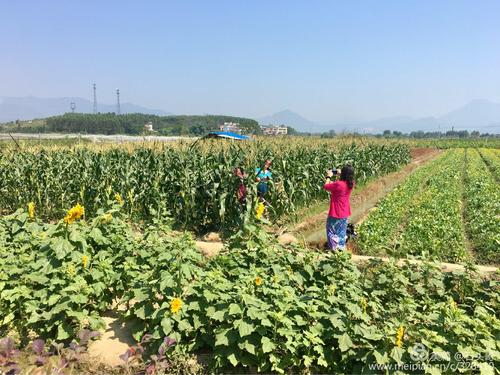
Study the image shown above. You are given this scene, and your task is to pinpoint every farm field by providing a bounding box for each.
[0,138,410,232]
[357,148,499,265]
[0,138,499,374]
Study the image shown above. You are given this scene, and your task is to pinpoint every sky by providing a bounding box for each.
[1,0,500,123]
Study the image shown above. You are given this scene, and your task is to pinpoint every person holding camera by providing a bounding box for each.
[323,165,355,251]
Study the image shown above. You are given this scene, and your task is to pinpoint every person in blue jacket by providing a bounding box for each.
[256,159,272,201]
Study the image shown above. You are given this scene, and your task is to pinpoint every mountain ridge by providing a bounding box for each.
[258,110,322,132]
[257,99,500,133]
[2,96,500,134]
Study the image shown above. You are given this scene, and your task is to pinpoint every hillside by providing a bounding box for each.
[0,113,261,136]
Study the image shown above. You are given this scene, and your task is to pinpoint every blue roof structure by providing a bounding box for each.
[206,131,250,140]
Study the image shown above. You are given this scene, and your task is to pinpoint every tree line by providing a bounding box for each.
[381,129,499,138]
[2,113,262,135]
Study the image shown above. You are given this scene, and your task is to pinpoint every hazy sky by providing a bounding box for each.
[1,0,499,122]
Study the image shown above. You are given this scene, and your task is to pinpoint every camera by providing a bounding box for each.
[331,168,338,176]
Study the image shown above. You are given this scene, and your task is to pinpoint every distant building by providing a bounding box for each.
[219,122,242,133]
[261,125,288,136]
[144,121,154,131]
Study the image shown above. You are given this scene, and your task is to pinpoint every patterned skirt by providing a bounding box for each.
[326,216,348,250]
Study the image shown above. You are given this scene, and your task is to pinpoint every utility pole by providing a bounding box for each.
[70,102,76,113]
[93,83,97,114]
[116,88,121,115]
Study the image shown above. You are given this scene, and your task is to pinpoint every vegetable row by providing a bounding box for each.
[358,149,499,264]
[463,149,500,264]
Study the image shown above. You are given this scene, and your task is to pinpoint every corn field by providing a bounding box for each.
[0,138,410,231]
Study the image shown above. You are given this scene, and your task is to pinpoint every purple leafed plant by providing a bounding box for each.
[119,347,136,363]
[120,332,154,363]
[163,336,177,348]
[31,338,47,365]
[1,331,101,374]
[141,334,153,344]
[77,329,100,347]
[28,330,100,370]
[147,336,178,374]
[158,336,176,357]
[120,333,177,370]
[0,337,20,375]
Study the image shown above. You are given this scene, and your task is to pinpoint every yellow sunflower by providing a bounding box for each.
[64,203,85,225]
[170,297,183,314]
[255,202,265,220]
[395,326,404,348]
[115,193,124,206]
[82,255,89,269]
[28,202,36,219]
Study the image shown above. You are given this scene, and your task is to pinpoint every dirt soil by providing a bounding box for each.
[351,254,498,274]
[297,148,441,245]
[87,312,137,367]
[195,240,224,258]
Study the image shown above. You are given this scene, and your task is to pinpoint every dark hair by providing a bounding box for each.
[233,167,245,178]
[340,165,355,189]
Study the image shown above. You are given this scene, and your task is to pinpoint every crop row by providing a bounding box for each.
[411,138,500,149]
[0,207,498,373]
[463,149,500,264]
[478,148,500,181]
[356,151,450,255]
[358,148,500,264]
[0,141,410,232]
[393,149,468,262]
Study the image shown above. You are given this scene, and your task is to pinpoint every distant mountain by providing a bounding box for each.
[0,96,171,122]
[3,96,500,133]
[258,100,500,134]
[439,99,500,130]
[350,100,500,134]
[258,110,324,132]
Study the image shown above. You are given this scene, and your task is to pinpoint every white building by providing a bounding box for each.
[219,122,242,133]
[261,125,288,136]
[144,122,154,131]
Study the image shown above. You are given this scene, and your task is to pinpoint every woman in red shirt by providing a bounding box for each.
[323,165,355,251]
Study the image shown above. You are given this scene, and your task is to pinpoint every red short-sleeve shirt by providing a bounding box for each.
[323,180,353,218]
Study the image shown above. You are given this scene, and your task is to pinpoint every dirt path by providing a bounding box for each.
[351,254,498,274]
[295,148,442,243]
[87,312,137,367]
